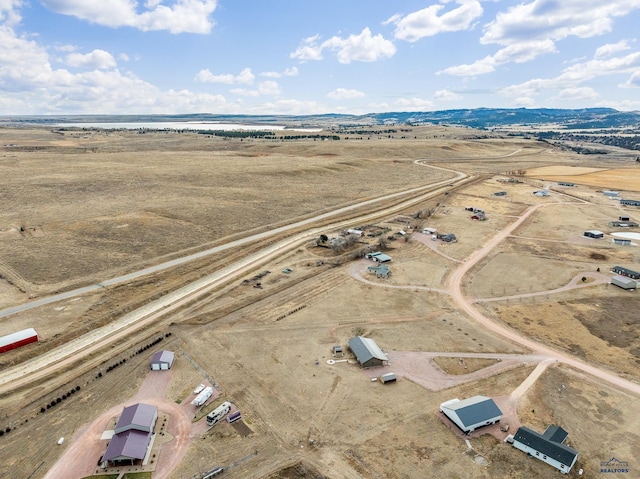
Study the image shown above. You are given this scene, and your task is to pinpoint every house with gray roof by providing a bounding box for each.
[440,396,502,433]
[348,336,388,368]
[513,425,579,474]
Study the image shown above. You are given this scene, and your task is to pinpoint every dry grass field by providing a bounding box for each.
[1,126,640,479]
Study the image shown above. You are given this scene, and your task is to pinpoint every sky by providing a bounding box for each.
[1,0,639,115]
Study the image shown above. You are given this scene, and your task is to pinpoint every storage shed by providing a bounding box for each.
[380,372,397,384]
[348,336,388,368]
[612,238,632,246]
[621,199,640,206]
[0,328,38,354]
[611,275,636,290]
[512,425,578,474]
[150,350,175,370]
[584,230,604,239]
[365,252,392,263]
[440,396,502,433]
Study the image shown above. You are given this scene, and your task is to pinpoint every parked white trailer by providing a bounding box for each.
[192,386,214,407]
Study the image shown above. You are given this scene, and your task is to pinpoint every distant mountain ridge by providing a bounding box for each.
[3,107,640,130]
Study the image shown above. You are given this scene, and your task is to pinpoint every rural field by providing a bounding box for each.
[1,125,640,479]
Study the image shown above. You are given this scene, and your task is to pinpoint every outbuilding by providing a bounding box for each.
[103,403,158,466]
[584,230,604,239]
[620,199,640,206]
[114,403,158,434]
[493,191,507,196]
[533,190,549,197]
[365,252,392,263]
[611,275,636,290]
[512,425,579,474]
[611,266,640,279]
[440,396,502,433]
[612,238,632,246]
[0,328,38,354]
[380,372,397,384]
[348,336,388,368]
[150,350,175,370]
[558,182,575,187]
[603,190,619,197]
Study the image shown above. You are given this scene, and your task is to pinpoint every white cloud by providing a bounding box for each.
[118,53,130,62]
[258,80,280,96]
[260,66,298,78]
[394,97,434,111]
[65,49,117,69]
[391,0,483,42]
[291,28,396,64]
[595,40,633,59]
[326,88,365,100]
[500,50,640,99]
[195,67,254,85]
[230,80,281,98]
[554,87,598,101]
[40,0,219,34]
[433,89,462,101]
[439,39,557,76]
[620,71,640,88]
[482,0,640,46]
[290,34,323,62]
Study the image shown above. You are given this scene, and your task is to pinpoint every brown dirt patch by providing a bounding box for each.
[433,357,502,375]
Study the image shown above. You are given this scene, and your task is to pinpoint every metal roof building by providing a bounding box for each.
[440,396,502,433]
[114,403,158,434]
[611,275,636,290]
[150,350,175,370]
[348,336,388,368]
[0,328,38,354]
[611,266,640,279]
[513,426,578,474]
[102,430,152,463]
[103,403,157,466]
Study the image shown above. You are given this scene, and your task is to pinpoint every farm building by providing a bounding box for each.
[332,345,343,357]
[611,275,636,290]
[620,199,640,207]
[103,403,157,466]
[380,372,397,384]
[422,227,437,234]
[612,238,632,246]
[512,425,579,474]
[440,396,502,433]
[611,266,640,279]
[367,264,391,279]
[114,403,158,434]
[558,182,575,187]
[533,190,549,197]
[610,221,638,228]
[150,350,175,370]
[584,230,604,239]
[348,336,388,368]
[365,251,392,263]
[603,190,619,197]
[0,328,38,354]
[437,233,457,243]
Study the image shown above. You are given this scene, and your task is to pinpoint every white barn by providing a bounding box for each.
[440,396,502,433]
[150,350,175,370]
[513,426,578,474]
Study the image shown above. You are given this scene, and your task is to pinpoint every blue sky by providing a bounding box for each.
[1,0,639,115]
